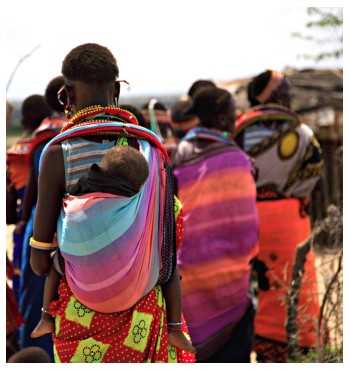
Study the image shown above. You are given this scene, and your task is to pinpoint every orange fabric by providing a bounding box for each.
[254,198,319,347]
[7,160,30,190]
[181,244,259,293]
[179,169,257,213]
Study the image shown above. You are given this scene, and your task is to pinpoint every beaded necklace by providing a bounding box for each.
[61,105,139,133]
[45,105,171,164]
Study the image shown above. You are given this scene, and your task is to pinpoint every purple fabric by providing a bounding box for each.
[174,148,259,345]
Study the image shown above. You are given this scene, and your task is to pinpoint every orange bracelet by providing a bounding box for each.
[30,237,54,249]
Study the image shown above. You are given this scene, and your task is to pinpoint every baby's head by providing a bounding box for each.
[99,146,149,190]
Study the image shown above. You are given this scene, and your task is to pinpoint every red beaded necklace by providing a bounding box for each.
[61,105,139,133]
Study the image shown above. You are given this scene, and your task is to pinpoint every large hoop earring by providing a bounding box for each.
[57,85,66,106]
[58,84,72,118]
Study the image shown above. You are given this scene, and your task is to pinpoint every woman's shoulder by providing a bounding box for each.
[40,144,64,170]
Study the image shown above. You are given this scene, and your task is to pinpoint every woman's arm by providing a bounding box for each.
[30,144,65,276]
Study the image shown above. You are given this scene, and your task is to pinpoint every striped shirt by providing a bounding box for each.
[62,138,116,192]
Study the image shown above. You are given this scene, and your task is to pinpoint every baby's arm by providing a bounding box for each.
[42,254,62,310]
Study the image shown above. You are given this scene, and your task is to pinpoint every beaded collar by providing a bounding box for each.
[231,104,300,140]
[61,105,139,133]
[181,126,233,145]
[43,105,171,164]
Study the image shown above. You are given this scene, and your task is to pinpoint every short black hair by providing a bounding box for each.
[62,43,119,84]
[21,95,51,131]
[188,79,216,98]
[247,70,272,106]
[192,87,232,123]
[7,347,52,363]
[170,100,194,123]
[170,99,199,139]
[45,75,65,112]
[100,146,149,189]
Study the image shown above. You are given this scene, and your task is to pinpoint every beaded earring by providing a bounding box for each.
[115,79,131,106]
[117,79,131,91]
[64,104,73,119]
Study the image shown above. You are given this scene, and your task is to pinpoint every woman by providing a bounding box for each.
[30,43,194,363]
[231,70,324,362]
[18,76,67,359]
[6,95,51,301]
[172,87,259,362]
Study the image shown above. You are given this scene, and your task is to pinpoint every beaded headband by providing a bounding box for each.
[142,109,170,124]
[170,116,199,132]
[255,70,284,103]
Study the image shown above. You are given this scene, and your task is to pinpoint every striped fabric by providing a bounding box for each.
[62,138,117,191]
[243,124,276,152]
[173,142,259,345]
[57,139,165,313]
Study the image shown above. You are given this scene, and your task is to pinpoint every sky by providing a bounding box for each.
[3,1,344,104]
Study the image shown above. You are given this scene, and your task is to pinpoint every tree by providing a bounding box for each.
[292,7,343,62]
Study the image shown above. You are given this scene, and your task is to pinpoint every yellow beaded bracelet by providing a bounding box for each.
[29,237,54,249]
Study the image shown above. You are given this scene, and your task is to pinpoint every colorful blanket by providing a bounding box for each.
[57,139,165,313]
[173,128,259,345]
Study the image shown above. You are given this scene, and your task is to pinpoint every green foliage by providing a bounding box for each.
[292,7,343,62]
[287,343,343,363]
[307,7,343,28]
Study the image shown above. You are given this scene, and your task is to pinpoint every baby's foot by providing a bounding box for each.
[168,330,196,354]
[31,316,54,338]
